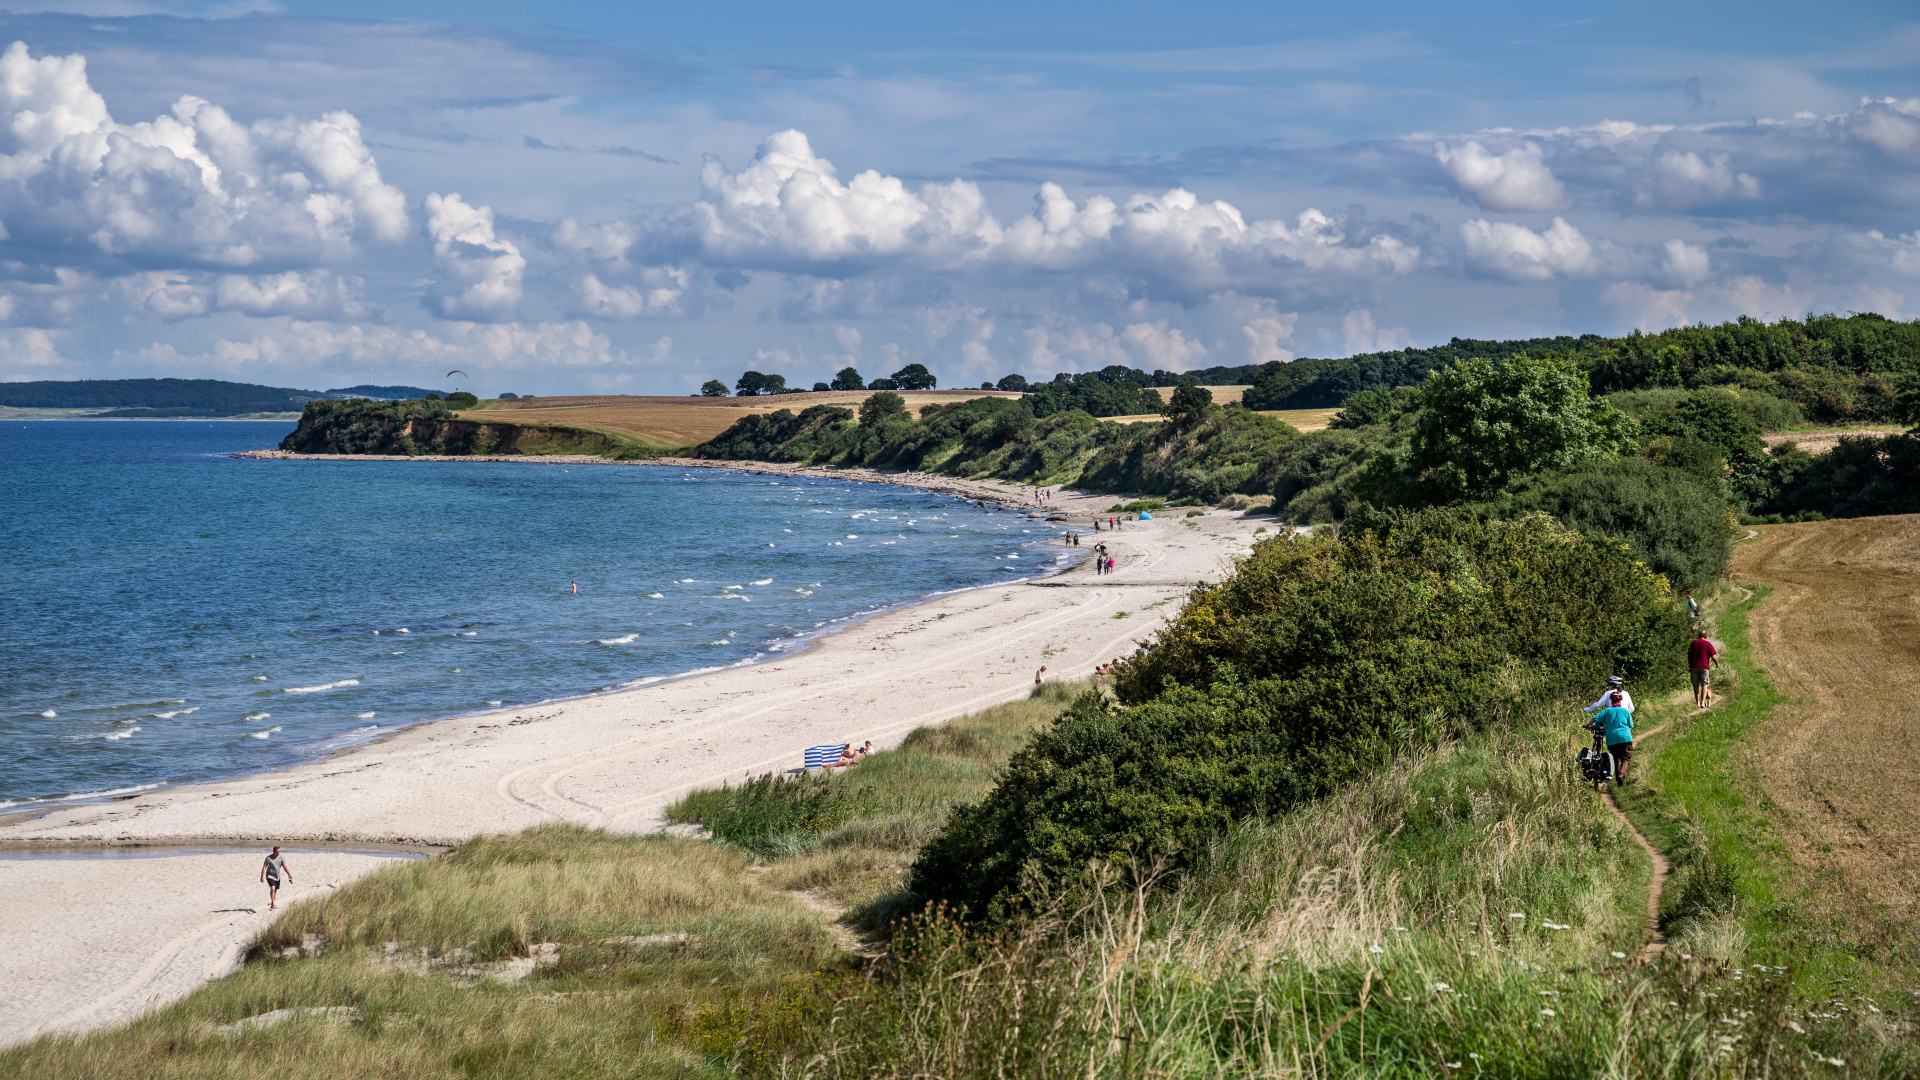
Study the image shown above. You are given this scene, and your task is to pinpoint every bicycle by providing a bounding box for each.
[1576,719,1618,789]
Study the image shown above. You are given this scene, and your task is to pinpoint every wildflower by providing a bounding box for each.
[1611,951,1626,959]
[1446,1063,1461,1070]
[1826,1058,1846,1067]
[1543,922,1571,930]
[1509,912,1525,919]
[1540,1008,1555,1017]
[1433,983,1451,992]
[1369,945,1384,954]
[1789,1021,1806,1034]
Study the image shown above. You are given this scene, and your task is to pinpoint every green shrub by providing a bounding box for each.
[911,508,1688,919]
[1499,456,1733,591]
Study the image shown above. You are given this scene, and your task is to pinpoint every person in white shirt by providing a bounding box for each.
[1583,675,1634,716]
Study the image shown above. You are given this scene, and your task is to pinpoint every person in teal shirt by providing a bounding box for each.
[1593,691,1635,781]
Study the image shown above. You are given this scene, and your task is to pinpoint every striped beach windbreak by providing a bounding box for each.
[803,744,847,768]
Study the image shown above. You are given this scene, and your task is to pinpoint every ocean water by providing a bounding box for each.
[0,422,1068,806]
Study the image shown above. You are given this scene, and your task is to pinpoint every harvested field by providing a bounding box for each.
[462,389,1017,448]
[1103,406,1336,431]
[1733,514,1920,928]
[464,386,1276,446]
[1761,427,1907,455]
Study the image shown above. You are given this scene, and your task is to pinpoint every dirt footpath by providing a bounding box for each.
[1733,514,1920,928]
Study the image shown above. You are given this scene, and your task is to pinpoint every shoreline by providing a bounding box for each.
[0,458,1072,823]
[0,463,1266,1046]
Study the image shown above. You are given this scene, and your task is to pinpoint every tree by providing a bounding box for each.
[830,366,865,391]
[812,382,830,392]
[1160,383,1213,429]
[859,390,907,426]
[996,374,1029,392]
[444,391,479,409]
[1411,354,1638,500]
[867,378,898,391]
[891,363,937,390]
[735,371,787,396]
[699,380,729,397]
[1639,390,1767,471]
[979,381,994,390]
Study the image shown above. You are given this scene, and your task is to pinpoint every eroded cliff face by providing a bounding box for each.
[279,400,641,458]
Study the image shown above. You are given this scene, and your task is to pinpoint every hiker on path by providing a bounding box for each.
[1685,589,1701,625]
[1594,691,1635,782]
[1583,675,1635,716]
[261,846,293,911]
[1689,633,1720,708]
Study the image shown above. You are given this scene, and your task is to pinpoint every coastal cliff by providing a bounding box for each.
[279,398,664,458]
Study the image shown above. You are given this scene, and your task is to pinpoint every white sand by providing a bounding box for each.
[0,466,1275,1044]
[0,849,412,1046]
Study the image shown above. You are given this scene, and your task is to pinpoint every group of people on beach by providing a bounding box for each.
[826,741,873,769]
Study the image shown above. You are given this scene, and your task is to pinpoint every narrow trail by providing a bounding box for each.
[1601,785,1669,962]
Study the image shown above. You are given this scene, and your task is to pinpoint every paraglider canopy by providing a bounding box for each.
[446,369,468,380]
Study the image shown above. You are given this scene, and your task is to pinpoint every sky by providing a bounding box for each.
[0,1,1913,395]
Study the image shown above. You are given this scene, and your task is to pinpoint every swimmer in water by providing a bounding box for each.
[571,581,578,595]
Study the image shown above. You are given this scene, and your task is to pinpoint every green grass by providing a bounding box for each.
[1614,582,1920,1004]
[13,641,1920,1077]
[730,710,1919,1077]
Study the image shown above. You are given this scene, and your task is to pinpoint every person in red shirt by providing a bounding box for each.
[1688,634,1720,709]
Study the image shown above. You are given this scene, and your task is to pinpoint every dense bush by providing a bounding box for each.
[1498,457,1733,591]
[911,509,1689,918]
[1607,385,1802,433]
[1022,370,1166,418]
[1752,430,1920,519]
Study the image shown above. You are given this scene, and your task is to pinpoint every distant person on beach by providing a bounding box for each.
[261,846,293,910]
[1035,666,1046,684]
[1689,633,1720,708]
[827,743,856,769]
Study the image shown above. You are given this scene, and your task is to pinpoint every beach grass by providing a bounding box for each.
[0,686,1079,1079]
[9,663,1916,1077]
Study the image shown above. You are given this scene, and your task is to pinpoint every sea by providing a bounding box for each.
[0,421,1070,808]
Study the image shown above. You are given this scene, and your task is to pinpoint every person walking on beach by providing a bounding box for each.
[261,846,293,910]
[1689,633,1720,709]
[1035,666,1046,684]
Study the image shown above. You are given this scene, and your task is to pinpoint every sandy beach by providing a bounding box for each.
[0,463,1273,1045]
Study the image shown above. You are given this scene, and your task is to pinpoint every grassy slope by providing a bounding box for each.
[11,627,1917,1077]
[1614,580,1920,1004]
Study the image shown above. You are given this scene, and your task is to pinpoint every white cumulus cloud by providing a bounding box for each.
[425,193,525,321]
[0,41,407,270]
[573,267,687,319]
[1658,239,1712,288]
[1342,309,1410,354]
[1433,140,1569,211]
[1120,320,1207,368]
[638,130,1418,292]
[1459,217,1594,280]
